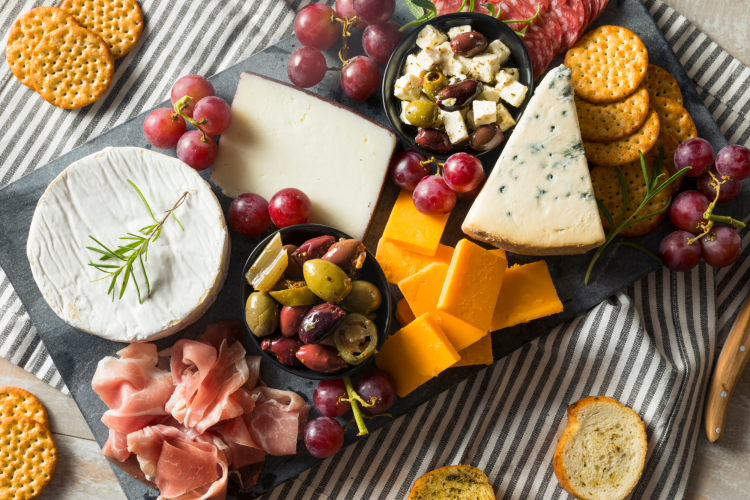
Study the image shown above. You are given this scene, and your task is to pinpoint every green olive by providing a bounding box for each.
[405,100,439,128]
[269,286,322,306]
[338,281,382,314]
[303,259,352,303]
[245,292,279,337]
[422,71,447,100]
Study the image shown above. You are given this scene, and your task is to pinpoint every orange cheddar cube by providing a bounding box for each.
[398,262,488,352]
[452,334,493,367]
[395,298,416,326]
[376,312,460,397]
[491,260,563,331]
[381,189,450,256]
[438,239,508,330]
[376,238,454,284]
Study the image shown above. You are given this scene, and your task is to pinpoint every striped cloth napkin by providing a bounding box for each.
[0,0,748,498]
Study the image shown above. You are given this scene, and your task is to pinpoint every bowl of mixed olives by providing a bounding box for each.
[241,224,392,380]
[382,12,533,160]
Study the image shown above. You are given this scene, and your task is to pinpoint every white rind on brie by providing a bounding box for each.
[27,147,230,342]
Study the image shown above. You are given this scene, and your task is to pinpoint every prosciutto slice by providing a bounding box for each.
[244,387,310,456]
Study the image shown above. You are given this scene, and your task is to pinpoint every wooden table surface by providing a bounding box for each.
[1,1,748,499]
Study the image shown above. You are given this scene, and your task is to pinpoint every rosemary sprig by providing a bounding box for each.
[87,181,188,303]
[400,0,540,37]
[585,148,690,285]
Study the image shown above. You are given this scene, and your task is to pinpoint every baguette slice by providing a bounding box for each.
[553,396,647,500]
[408,465,495,500]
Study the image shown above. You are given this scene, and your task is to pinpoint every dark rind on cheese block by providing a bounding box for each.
[461,222,603,256]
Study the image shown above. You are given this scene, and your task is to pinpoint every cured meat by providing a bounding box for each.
[549,0,581,55]
[580,0,593,27]
[245,387,311,456]
[537,13,563,55]
[566,0,587,37]
[592,0,609,20]
[499,0,541,32]
[523,24,554,79]
[434,0,489,16]
[102,429,130,462]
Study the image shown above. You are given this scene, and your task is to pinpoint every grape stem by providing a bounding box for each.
[342,375,372,436]
[420,157,444,175]
[330,15,359,67]
[687,171,746,245]
[173,96,210,143]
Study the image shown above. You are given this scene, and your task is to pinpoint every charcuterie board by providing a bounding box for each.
[0,0,747,498]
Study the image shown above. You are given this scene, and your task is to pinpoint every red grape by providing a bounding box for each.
[443,152,484,193]
[269,188,313,228]
[673,137,714,177]
[193,96,231,136]
[455,177,486,200]
[288,46,328,88]
[340,56,380,101]
[698,167,742,204]
[294,3,341,51]
[659,231,702,272]
[668,191,709,233]
[354,369,397,414]
[313,379,351,418]
[170,75,214,118]
[335,0,367,28]
[228,193,271,237]
[701,226,741,268]
[413,175,456,215]
[304,417,344,458]
[143,108,186,149]
[716,144,750,181]
[362,21,402,65]
[390,150,429,190]
[176,131,217,171]
[353,0,395,25]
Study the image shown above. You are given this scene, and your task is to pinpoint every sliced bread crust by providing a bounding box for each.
[408,465,495,500]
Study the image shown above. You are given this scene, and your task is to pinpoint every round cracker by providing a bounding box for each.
[583,107,660,167]
[30,25,114,109]
[5,7,79,90]
[0,416,57,500]
[591,160,671,237]
[0,387,48,429]
[576,84,650,142]
[60,0,143,59]
[651,96,697,143]
[564,25,649,103]
[644,64,682,105]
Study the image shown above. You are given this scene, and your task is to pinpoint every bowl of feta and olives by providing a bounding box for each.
[382,12,533,159]
[241,224,392,380]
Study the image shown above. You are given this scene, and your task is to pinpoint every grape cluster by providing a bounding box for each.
[288,1,401,100]
[143,75,232,171]
[228,188,313,237]
[389,149,486,215]
[659,140,749,272]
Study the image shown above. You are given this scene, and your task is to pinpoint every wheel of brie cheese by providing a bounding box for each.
[27,147,230,342]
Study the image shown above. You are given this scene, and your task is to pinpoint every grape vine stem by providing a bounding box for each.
[342,375,373,436]
[687,171,746,245]
[173,96,210,142]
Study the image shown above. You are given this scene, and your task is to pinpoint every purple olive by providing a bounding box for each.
[282,244,303,280]
[280,305,312,337]
[450,31,487,57]
[415,128,452,153]
[469,124,504,152]
[299,303,347,344]
[436,80,483,111]
[296,344,348,373]
[291,236,336,269]
[322,239,366,277]
[261,334,304,367]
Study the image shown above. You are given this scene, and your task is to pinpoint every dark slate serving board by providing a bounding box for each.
[0,0,747,498]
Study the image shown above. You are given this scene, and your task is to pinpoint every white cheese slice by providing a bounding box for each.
[462,66,605,255]
[27,147,230,342]
[211,72,397,240]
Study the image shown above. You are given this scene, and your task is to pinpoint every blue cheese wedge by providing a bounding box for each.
[462,66,605,255]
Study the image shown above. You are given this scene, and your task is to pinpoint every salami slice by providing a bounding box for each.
[537,13,562,55]
[434,0,469,16]
[566,0,586,37]
[595,0,610,20]
[522,24,553,79]
[549,0,581,55]
[499,0,539,32]
[580,0,593,27]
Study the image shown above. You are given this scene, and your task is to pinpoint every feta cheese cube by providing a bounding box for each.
[449,74,468,85]
[400,101,411,125]
[473,100,497,126]
[466,110,477,130]
[448,25,472,39]
[416,47,444,71]
[435,41,453,64]
[416,25,447,49]
[495,70,514,90]
[394,73,423,101]
[487,40,511,65]
[444,55,472,77]
[503,68,520,81]
[441,110,469,144]
[499,80,528,107]
[479,86,501,103]
[469,53,500,83]
[496,102,516,131]
[403,54,426,78]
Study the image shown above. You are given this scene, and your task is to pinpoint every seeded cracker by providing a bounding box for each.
[576,84,650,142]
[644,64,683,104]
[0,417,57,500]
[0,387,48,428]
[651,96,697,143]
[583,108,660,167]
[30,25,114,109]
[60,0,143,58]
[5,7,79,90]
[564,26,648,103]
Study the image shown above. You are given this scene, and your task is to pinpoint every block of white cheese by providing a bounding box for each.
[462,66,605,255]
[27,147,230,342]
[211,72,397,240]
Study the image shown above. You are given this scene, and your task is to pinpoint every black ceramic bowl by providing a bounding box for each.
[241,224,392,381]
[382,13,534,160]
